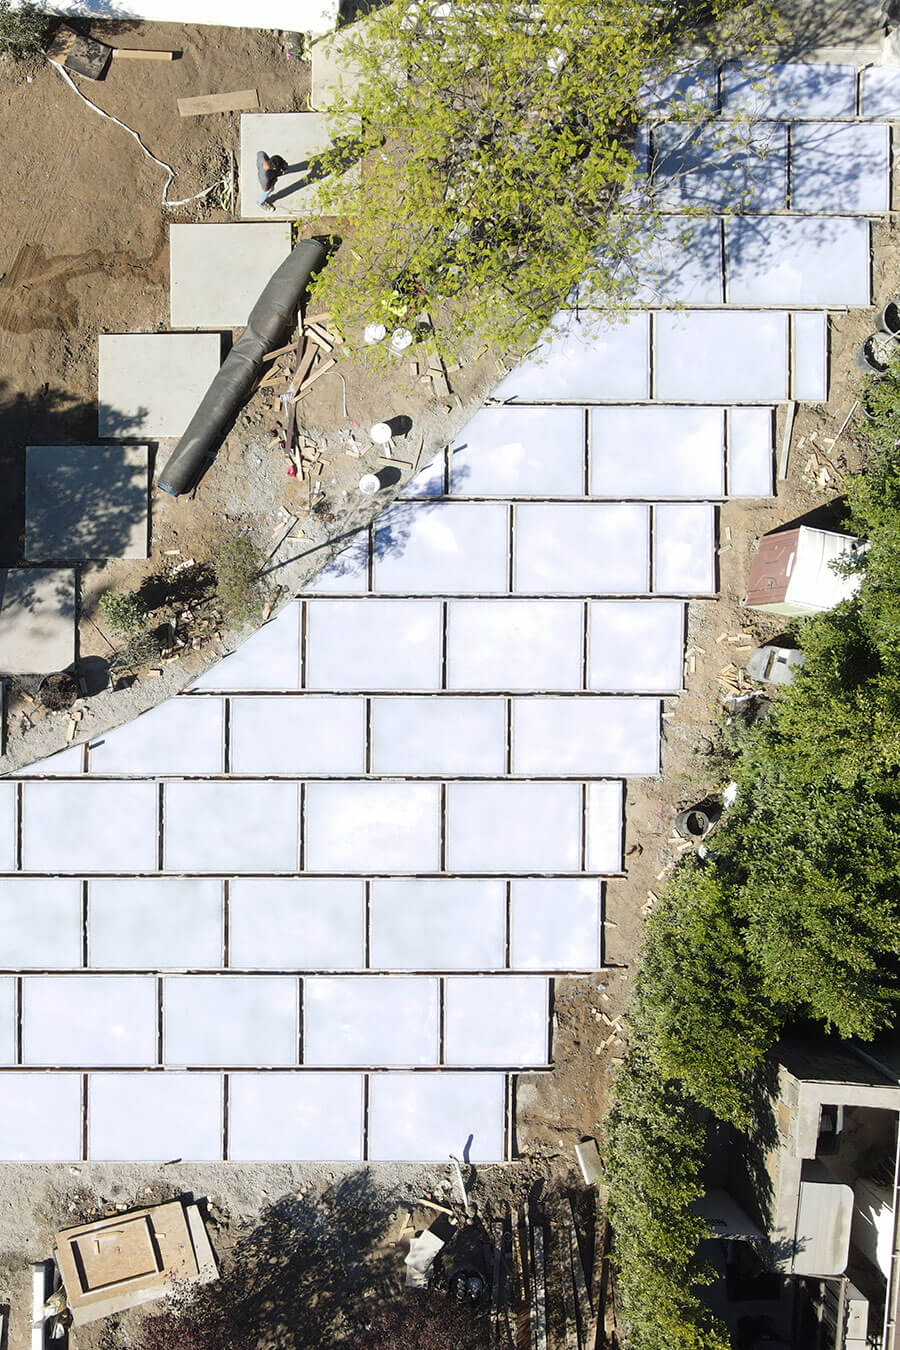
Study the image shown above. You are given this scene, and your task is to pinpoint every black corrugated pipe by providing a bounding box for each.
[158,237,328,497]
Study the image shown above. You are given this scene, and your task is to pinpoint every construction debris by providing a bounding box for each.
[178,90,260,116]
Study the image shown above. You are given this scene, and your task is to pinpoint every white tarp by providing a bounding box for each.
[14,0,338,37]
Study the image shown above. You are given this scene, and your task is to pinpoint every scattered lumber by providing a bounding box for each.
[113,47,177,60]
[178,89,259,116]
[778,399,797,481]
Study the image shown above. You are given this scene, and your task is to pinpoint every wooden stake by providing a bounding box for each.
[778,400,797,481]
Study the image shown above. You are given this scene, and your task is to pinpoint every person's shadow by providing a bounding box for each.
[267,136,366,206]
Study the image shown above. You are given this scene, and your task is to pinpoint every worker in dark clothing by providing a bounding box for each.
[257,152,288,210]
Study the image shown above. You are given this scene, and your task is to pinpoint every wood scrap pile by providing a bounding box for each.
[258,313,343,506]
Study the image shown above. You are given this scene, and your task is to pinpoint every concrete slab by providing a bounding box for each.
[305,782,441,873]
[21,781,158,873]
[373,502,510,594]
[444,976,549,1066]
[303,532,370,592]
[654,502,716,594]
[792,314,828,403]
[588,600,685,693]
[0,1073,82,1160]
[640,61,718,114]
[0,976,16,1064]
[22,975,158,1067]
[15,744,84,775]
[446,782,582,873]
[721,61,857,118]
[188,603,300,691]
[725,217,870,307]
[88,697,225,775]
[369,879,507,971]
[514,503,650,594]
[654,311,789,403]
[88,879,224,969]
[239,112,359,219]
[447,599,584,691]
[228,1073,363,1161]
[0,878,83,968]
[163,782,299,873]
[510,880,601,971]
[590,407,725,499]
[399,449,447,501]
[0,783,15,871]
[449,407,586,497]
[512,697,660,776]
[25,445,149,562]
[305,598,442,691]
[728,408,775,497]
[98,333,221,439]
[654,120,788,212]
[371,697,507,775]
[586,780,624,872]
[791,122,889,214]
[228,878,365,969]
[861,66,900,118]
[88,1073,223,1161]
[230,696,366,774]
[624,215,724,307]
[493,311,650,402]
[303,976,439,1067]
[368,1072,506,1162]
[164,975,298,1066]
[0,568,76,676]
[169,223,292,329]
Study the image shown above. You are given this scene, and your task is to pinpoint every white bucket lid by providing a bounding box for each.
[359,474,381,495]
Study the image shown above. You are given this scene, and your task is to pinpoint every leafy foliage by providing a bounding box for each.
[311,0,772,352]
[0,0,50,58]
[99,589,149,638]
[214,535,267,629]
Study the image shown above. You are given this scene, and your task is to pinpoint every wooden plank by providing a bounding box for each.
[178,89,259,116]
[298,356,337,393]
[113,47,176,60]
[778,399,797,481]
[531,1224,548,1350]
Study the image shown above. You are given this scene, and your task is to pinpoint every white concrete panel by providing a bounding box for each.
[398,449,446,499]
[512,698,660,776]
[25,444,149,562]
[305,782,440,873]
[444,976,549,1066]
[721,62,857,118]
[586,780,624,872]
[164,975,298,1066]
[240,112,357,219]
[514,503,650,594]
[0,782,15,870]
[449,407,585,496]
[230,696,366,774]
[0,567,76,676]
[98,333,221,439]
[88,1073,223,1161]
[625,215,724,306]
[371,697,506,776]
[368,1072,505,1162]
[726,216,870,308]
[589,407,725,498]
[447,782,582,873]
[640,61,717,114]
[0,1073,82,1160]
[792,313,829,403]
[373,502,509,594]
[447,600,584,692]
[228,1073,363,1161]
[654,120,787,212]
[791,122,889,214]
[0,977,15,1063]
[369,879,507,970]
[654,503,716,594]
[15,744,84,775]
[655,311,789,403]
[861,66,900,118]
[88,697,224,775]
[11,0,338,38]
[493,311,650,402]
[304,976,439,1066]
[89,878,223,969]
[170,223,293,329]
[510,880,601,971]
[188,604,300,691]
[23,975,157,1066]
[229,878,365,969]
[305,598,442,691]
[0,878,82,968]
[728,408,775,498]
[588,600,685,693]
[22,781,158,873]
[164,782,299,873]
[303,533,370,592]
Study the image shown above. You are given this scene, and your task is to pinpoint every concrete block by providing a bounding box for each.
[22,974,158,1066]
[446,599,584,691]
[449,407,585,497]
[0,976,16,1063]
[369,879,507,970]
[188,603,300,691]
[444,976,549,1066]
[98,333,221,439]
[586,780,624,872]
[655,311,789,403]
[368,1072,505,1162]
[305,598,442,691]
[89,878,224,969]
[303,532,370,592]
[228,1073,363,1160]
[305,782,441,873]
[722,61,857,118]
[228,877,365,969]
[0,568,76,676]
[239,112,359,219]
[0,878,83,968]
[654,503,716,594]
[791,122,889,214]
[170,223,292,329]
[371,697,506,775]
[792,314,828,403]
[512,697,661,776]
[728,408,775,497]
[510,880,601,971]
[21,781,158,873]
[0,1073,82,1160]
[653,120,787,212]
[15,744,84,775]
[163,782,299,873]
[164,975,298,1066]
[229,695,366,774]
[0,782,14,870]
[514,503,650,594]
[303,975,439,1066]
[25,445,149,561]
[493,311,650,402]
[88,1073,223,1161]
[446,782,582,873]
[373,501,510,594]
[588,600,685,693]
[88,696,225,775]
[590,407,724,499]
[726,217,870,308]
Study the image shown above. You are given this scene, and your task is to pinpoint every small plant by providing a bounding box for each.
[0,1,51,59]
[215,535,267,628]
[99,589,149,638]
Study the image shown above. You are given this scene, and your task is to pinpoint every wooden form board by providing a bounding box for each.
[178,89,260,117]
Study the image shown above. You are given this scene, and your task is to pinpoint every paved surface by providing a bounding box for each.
[25,445,149,562]
[169,223,292,329]
[98,333,221,439]
[0,569,76,676]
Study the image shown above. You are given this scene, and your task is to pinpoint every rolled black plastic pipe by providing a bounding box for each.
[158,238,328,497]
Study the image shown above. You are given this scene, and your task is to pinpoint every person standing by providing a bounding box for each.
[257,151,288,210]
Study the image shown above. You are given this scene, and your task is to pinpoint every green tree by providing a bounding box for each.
[0,1,50,58]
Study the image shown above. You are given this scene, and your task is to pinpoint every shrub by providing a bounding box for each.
[99,589,149,638]
[215,535,267,628]
[0,1,50,59]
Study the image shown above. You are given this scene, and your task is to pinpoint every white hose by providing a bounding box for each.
[47,57,227,208]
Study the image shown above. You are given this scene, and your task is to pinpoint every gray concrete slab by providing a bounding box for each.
[239,112,360,220]
[98,333,222,439]
[25,445,149,562]
[0,570,76,676]
[169,223,292,329]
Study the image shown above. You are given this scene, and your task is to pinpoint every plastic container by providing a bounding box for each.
[359,474,381,495]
